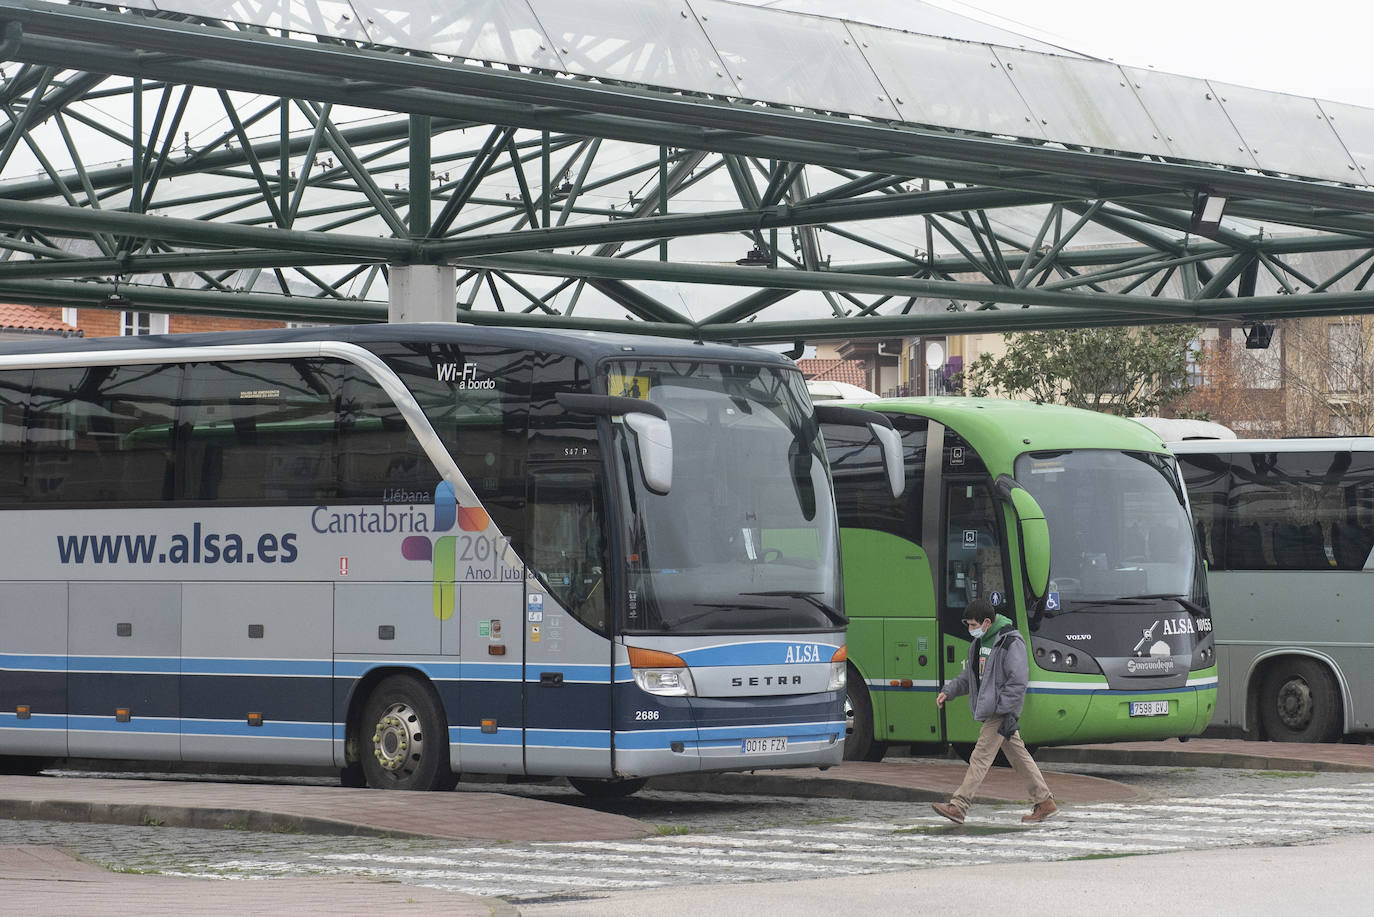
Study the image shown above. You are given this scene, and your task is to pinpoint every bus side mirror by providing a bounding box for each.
[996,474,1050,602]
[814,404,905,500]
[625,412,673,495]
[870,423,905,500]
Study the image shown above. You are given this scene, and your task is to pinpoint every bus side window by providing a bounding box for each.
[376,342,532,547]
[27,364,178,505]
[821,416,926,544]
[0,370,29,505]
[1332,521,1374,570]
[1176,452,1230,570]
[335,364,439,499]
[1226,522,1264,569]
[180,360,337,504]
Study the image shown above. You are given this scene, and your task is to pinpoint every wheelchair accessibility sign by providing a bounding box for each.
[1045,592,1061,612]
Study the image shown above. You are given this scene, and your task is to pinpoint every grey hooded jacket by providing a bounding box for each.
[940,617,1029,723]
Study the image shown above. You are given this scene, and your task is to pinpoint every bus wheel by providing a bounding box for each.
[844,668,884,761]
[1259,658,1342,743]
[568,777,648,799]
[361,675,455,791]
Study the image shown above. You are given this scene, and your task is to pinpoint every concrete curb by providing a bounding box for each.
[0,797,433,839]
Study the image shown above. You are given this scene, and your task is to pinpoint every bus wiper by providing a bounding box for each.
[1045,597,1147,617]
[1122,594,1208,622]
[674,601,786,629]
[742,590,848,627]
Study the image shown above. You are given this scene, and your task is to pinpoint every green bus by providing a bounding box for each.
[819,398,1218,761]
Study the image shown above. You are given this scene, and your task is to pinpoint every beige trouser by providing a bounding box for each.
[949,714,1053,813]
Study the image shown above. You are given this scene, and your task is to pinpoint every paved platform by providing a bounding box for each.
[1035,737,1374,773]
[0,844,517,916]
[0,738,1370,915]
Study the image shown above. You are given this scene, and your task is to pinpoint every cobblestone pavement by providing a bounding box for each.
[4,766,1372,905]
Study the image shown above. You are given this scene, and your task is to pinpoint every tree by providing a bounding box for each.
[961,324,1198,416]
[1180,317,1374,437]
[1177,323,1285,437]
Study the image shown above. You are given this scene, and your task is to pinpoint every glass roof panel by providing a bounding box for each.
[349,0,565,70]
[526,0,741,96]
[1319,100,1374,187]
[993,48,1171,156]
[1211,81,1360,184]
[1121,67,1259,171]
[756,0,1083,56]
[691,1,899,119]
[849,24,1044,140]
[152,1,370,41]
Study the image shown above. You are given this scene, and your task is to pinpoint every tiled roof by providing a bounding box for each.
[796,358,868,389]
[0,304,79,334]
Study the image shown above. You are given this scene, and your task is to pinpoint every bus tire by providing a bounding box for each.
[843,666,879,761]
[360,674,455,791]
[568,777,648,799]
[1258,657,1342,743]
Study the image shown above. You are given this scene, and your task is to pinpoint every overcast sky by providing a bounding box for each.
[923,0,1371,106]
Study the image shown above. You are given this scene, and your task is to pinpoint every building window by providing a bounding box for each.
[1327,322,1359,394]
[121,312,169,336]
[1186,332,1211,388]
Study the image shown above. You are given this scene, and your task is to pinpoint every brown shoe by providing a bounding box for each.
[1022,799,1058,824]
[932,802,965,824]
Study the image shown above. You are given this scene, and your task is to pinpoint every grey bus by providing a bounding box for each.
[1171,437,1374,742]
[0,323,884,793]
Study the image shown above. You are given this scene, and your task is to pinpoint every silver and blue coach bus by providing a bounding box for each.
[0,323,896,794]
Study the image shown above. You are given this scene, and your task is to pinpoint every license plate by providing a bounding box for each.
[741,737,787,754]
[1129,700,1170,717]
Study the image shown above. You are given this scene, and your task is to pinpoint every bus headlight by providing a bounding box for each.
[828,644,848,691]
[1030,636,1102,675]
[628,646,696,697]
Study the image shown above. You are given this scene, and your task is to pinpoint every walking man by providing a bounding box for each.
[932,598,1057,824]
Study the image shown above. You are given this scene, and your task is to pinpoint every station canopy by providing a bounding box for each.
[0,0,1370,342]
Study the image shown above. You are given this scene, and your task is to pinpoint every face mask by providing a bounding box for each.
[968,625,986,639]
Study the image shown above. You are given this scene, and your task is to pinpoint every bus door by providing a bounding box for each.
[939,476,1011,745]
[524,466,614,777]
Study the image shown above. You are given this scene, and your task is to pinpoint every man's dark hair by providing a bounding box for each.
[963,597,995,624]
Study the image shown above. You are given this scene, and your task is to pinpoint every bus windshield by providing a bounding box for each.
[610,360,839,633]
[1015,449,1206,610]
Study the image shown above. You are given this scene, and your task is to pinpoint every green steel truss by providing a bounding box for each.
[0,0,1371,343]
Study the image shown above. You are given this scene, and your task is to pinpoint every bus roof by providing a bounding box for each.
[1131,417,1236,441]
[1168,436,1374,454]
[0,321,790,369]
[847,396,1169,471]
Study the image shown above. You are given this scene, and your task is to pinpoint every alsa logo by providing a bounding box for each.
[1162,616,1213,635]
[784,644,823,663]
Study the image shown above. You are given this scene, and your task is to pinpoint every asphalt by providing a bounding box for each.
[1,738,1371,915]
